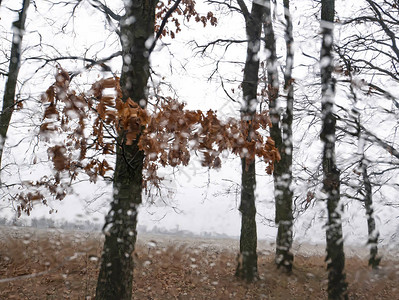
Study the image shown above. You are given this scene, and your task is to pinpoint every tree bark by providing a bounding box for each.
[268,0,294,272]
[235,0,265,282]
[0,0,30,179]
[95,0,156,298]
[361,158,381,268]
[337,33,382,270]
[320,0,348,299]
[236,158,258,281]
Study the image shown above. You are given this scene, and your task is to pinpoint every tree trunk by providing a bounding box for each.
[337,26,382,270]
[235,0,265,282]
[95,0,156,298]
[268,0,294,272]
[361,158,381,268]
[0,0,30,179]
[320,0,348,299]
[236,159,258,281]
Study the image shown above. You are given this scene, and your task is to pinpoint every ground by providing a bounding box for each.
[0,226,398,299]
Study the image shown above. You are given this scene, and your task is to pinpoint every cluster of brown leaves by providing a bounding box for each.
[16,175,69,216]
[16,67,88,215]
[155,0,217,39]
[139,99,279,188]
[35,68,279,200]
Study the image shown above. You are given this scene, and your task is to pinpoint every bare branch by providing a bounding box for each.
[236,0,250,22]
[148,0,182,54]
[88,0,122,21]
[26,51,122,79]
[195,38,247,54]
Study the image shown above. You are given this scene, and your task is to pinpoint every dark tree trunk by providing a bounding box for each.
[268,0,294,272]
[236,159,258,281]
[0,0,30,178]
[95,0,156,299]
[361,158,381,268]
[235,0,265,282]
[95,143,143,299]
[320,0,348,299]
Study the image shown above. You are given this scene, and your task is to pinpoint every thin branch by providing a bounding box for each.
[366,0,399,61]
[195,38,247,54]
[88,0,122,21]
[26,51,122,79]
[220,77,238,102]
[236,0,250,22]
[206,0,242,14]
[148,0,182,54]
[337,123,399,160]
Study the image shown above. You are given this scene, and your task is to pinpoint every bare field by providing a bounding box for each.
[0,226,398,299]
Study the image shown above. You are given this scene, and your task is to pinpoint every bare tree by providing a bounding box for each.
[264,0,295,272]
[235,0,266,282]
[0,0,30,180]
[335,0,399,268]
[320,0,348,298]
[335,47,383,269]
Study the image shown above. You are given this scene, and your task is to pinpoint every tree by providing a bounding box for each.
[361,155,381,268]
[334,48,382,269]
[24,1,216,297]
[320,0,348,298]
[94,0,157,298]
[264,0,294,272]
[0,0,30,180]
[39,71,278,297]
[234,0,266,282]
[33,1,278,295]
[334,0,399,269]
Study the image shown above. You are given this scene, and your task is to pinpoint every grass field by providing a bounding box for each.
[0,226,398,299]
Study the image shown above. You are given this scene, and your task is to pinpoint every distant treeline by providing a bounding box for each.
[0,216,234,239]
[0,216,102,231]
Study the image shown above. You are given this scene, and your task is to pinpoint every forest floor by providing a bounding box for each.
[0,226,398,299]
